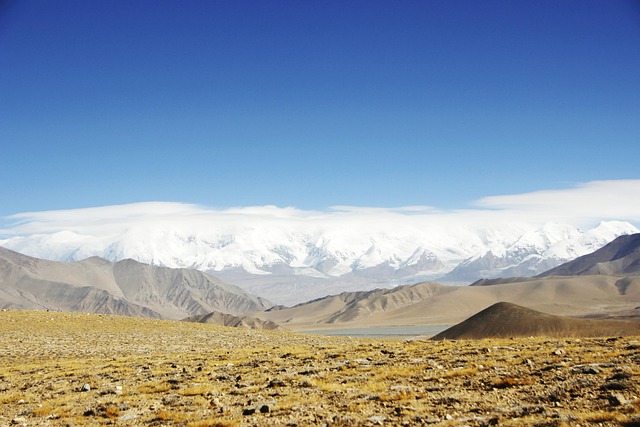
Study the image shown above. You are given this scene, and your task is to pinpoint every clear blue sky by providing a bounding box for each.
[1,0,639,216]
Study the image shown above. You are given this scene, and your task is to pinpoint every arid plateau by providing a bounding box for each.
[1,310,640,426]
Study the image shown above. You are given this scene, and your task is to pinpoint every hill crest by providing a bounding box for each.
[432,302,640,340]
[538,233,640,277]
[0,246,271,319]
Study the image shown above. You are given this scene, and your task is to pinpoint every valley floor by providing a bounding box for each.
[1,311,639,426]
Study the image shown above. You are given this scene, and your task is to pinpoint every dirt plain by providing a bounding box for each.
[1,310,639,426]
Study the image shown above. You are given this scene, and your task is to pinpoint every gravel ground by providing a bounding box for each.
[1,310,639,426]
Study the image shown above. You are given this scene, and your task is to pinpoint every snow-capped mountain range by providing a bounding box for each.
[0,203,637,305]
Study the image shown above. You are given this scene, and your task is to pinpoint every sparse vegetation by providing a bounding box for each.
[1,310,639,426]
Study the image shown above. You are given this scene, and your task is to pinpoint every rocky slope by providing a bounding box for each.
[538,232,640,277]
[0,246,271,319]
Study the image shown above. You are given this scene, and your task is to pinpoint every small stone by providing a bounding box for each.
[259,404,271,413]
[268,379,285,388]
[445,414,453,420]
[162,395,179,406]
[80,383,91,392]
[242,407,256,416]
[602,380,628,391]
[609,372,632,381]
[11,417,26,425]
[608,394,628,406]
[368,415,385,424]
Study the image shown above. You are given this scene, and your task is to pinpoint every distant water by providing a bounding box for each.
[303,325,450,339]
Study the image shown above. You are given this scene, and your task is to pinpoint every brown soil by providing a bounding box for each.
[1,310,639,426]
[433,302,640,340]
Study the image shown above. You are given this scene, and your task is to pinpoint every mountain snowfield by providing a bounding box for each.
[0,203,638,305]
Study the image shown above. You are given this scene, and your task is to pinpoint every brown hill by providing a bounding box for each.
[184,310,284,330]
[432,302,640,340]
[0,246,271,319]
[468,277,530,286]
[257,275,640,329]
[538,233,640,277]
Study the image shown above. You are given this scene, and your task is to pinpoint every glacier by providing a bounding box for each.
[0,203,638,305]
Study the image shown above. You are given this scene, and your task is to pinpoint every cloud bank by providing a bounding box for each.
[1,179,639,239]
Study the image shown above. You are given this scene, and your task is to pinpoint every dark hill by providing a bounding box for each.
[183,310,284,330]
[432,302,640,340]
[469,277,530,287]
[538,233,640,277]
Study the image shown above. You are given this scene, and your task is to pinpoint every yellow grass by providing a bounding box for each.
[0,310,639,427]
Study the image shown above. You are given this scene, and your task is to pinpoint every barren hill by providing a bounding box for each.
[257,275,640,329]
[0,246,271,319]
[538,233,640,277]
[185,310,284,330]
[432,302,640,340]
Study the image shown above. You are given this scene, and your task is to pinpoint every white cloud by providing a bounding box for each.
[475,179,640,224]
[1,180,639,239]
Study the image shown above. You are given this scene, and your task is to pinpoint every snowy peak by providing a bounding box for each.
[439,221,639,284]
[538,232,640,277]
[1,217,638,304]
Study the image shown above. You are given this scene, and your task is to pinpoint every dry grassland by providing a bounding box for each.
[1,310,639,426]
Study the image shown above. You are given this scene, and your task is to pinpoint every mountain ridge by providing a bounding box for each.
[2,220,637,304]
[0,246,271,319]
[537,233,640,277]
[256,275,640,329]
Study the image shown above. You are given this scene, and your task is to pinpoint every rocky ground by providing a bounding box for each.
[0,310,639,426]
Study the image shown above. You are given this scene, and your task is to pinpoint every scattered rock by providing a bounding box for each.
[601,380,628,391]
[243,401,275,415]
[162,394,180,406]
[576,365,600,375]
[608,394,628,406]
[80,383,91,392]
[259,403,273,413]
[268,379,286,388]
[3,311,640,427]
[120,413,137,422]
[609,371,632,381]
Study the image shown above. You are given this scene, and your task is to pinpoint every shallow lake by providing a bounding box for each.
[302,325,450,339]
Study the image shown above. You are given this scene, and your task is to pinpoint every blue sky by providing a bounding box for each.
[1,1,639,217]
